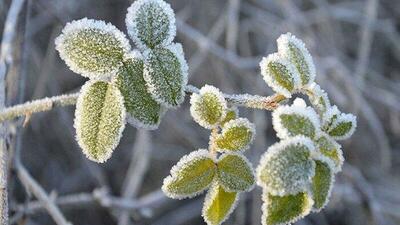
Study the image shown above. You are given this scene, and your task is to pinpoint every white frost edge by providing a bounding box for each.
[306,83,331,113]
[202,181,240,225]
[277,32,316,88]
[316,133,344,173]
[309,153,335,212]
[161,149,216,200]
[328,113,357,140]
[261,188,314,225]
[321,105,340,129]
[190,85,228,129]
[126,0,176,50]
[259,53,301,98]
[74,80,127,163]
[216,118,256,152]
[217,152,256,192]
[256,136,316,196]
[55,17,131,80]
[272,98,321,140]
[143,43,188,108]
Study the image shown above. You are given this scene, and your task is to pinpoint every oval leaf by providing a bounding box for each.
[316,134,344,172]
[143,43,188,107]
[277,33,316,86]
[311,158,334,212]
[256,136,316,196]
[260,53,300,97]
[306,83,331,114]
[215,118,255,152]
[162,150,216,199]
[126,0,176,49]
[217,153,255,192]
[55,18,130,80]
[262,191,313,225]
[113,52,163,130]
[220,107,238,127]
[272,98,320,139]
[75,80,126,163]
[190,85,227,129]
[327,113,357,140]
[202,183,239,225]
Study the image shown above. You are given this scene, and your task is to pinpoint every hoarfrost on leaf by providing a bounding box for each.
[256,136,316,196]
[55,18,130,80]
[215,118,255,152]
[74,80,126,163]
[190,85,227,129]
[310,156,334,212]
[126,0,176,49]
[219,106,239,127]
[306,83,331,114]
[327,113,357,140]
[162,149,216,199]
[315,134,344,173]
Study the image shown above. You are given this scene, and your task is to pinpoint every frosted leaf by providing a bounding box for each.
[277,33,316,87]
[306,83,331,114]
[162,149,216,199]
[272,98,320,139]
[260,53,301,98]
[217,153,255,192]
[261,191,313,225]
[190,85,227,129]
[112,51,163,130]
[327,113,357,140]
[126,0,176,49]
[143,43,188,107]
[202,182,239,225]
[321,105,340,130]
[219,106,239,127]
[55,18,130,80]
[310,156,334,212]
[74,80,126,163]
[215,118,255,152]
[315,134,344,173]
[256,136,316,196]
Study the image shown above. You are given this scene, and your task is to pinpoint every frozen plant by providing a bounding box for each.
[0,0,357,225]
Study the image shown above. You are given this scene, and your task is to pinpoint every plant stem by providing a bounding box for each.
[208,128,219,158]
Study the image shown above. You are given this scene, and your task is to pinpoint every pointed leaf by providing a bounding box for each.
[215,118,255,152]
[190,85,227,129]
[277,33,316,86]
[143,43,188,107]
[256,136,316,196]
[126,0,176,49]
[55,18,130,80]
[262,191,313,225]
[75,81,126,163]
[113,52,164,130]
[272,98,320,139]
[311,157,334,212]
[327,113,357,140]
[162,150,216,199]
[220,107,238,127]
[202,183,239,225]
[316,134,344,172]
[217,153,255,192]
[260,53,300,97]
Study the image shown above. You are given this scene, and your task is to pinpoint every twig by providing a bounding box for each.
[0,0,26,223]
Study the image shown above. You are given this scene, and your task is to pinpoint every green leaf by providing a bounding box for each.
[113,52,163,130]
[311,159,334,211]
[256,136,315,196]
[162,150,216,199]
[217,153,255,192]
[215,118,255,152]
[277,33,315,86]
[202,183,238,225]
[75,80,126,163]
[316,134,344,172]
[272,98,320,139]
[220,107,238,127]
[143,43,188,107]
[327,113,357,140]
[190,85,227,129]
[126,0,176,49]
[262,191,313,225]
[260,53,300,97]
[55,18,130,80]
[306,83,331,114]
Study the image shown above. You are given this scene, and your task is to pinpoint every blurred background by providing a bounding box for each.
[1,0,400,224]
